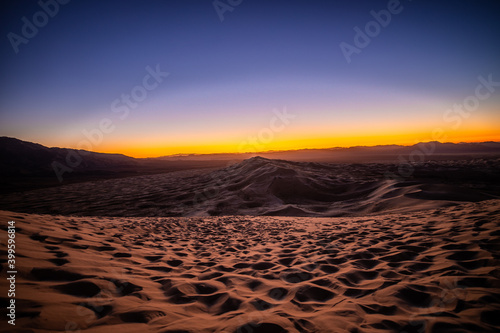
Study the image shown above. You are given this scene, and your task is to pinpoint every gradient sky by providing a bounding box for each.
[1,0,499,157]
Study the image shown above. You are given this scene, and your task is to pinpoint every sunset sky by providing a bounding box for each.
[1,0,499,157]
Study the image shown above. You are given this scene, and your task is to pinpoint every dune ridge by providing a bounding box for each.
[1,199,500,332]
[1,157,498,217]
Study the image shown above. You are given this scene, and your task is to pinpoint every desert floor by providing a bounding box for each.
[1,199,500,332]
[1,157,499,218]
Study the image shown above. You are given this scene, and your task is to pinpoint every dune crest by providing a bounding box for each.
[1,157,498,217]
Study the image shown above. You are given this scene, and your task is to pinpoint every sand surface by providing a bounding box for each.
[1,199,500,332]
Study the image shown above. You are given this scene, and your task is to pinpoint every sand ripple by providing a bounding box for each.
[1,200,500,332]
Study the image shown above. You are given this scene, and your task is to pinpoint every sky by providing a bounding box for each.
[1,0,499,157]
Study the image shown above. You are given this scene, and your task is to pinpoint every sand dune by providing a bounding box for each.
[1,199,500,332]
[1,157,498,217]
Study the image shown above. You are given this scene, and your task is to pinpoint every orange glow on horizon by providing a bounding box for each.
[88,129,500,158]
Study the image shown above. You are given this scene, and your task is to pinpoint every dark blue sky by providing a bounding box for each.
[1,0,499,155]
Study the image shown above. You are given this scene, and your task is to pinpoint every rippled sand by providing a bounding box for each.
[1,199,499,332]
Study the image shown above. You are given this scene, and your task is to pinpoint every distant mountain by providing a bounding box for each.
[1,137,500,214]
[0,137,228,193]
[156,141,500,162]
[2,137,500,178]
[0,136,139,177]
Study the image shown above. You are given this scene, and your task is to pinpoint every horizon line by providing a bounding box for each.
[3,136,500,159]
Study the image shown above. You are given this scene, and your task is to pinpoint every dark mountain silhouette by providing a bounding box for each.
[0,136,138,176]
[1,137,500,195]
[0,137,228,193]
[156,141,500,162]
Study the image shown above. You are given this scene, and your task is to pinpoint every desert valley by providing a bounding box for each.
[1,138,500,332]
